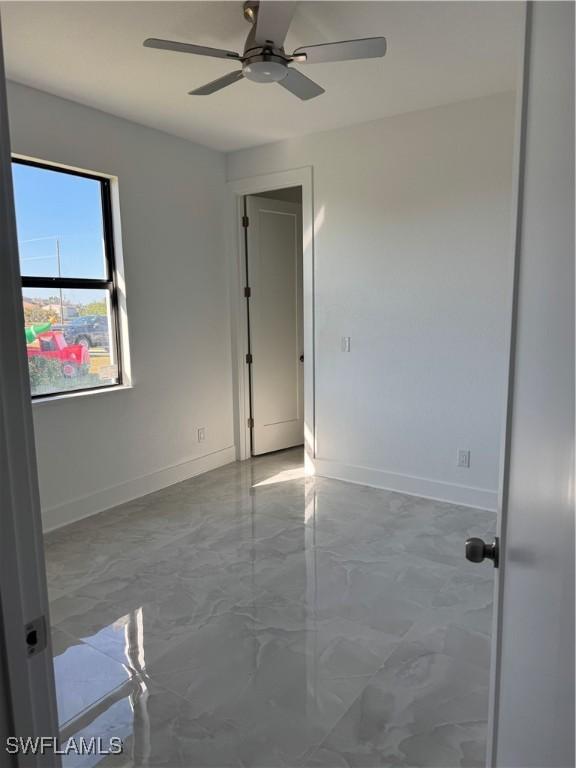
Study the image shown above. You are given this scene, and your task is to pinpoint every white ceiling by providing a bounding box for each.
[1,1,523,152]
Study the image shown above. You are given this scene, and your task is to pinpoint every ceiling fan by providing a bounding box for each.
[143,0,387,101]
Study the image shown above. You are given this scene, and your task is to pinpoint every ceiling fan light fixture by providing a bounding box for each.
[243,57,288,83]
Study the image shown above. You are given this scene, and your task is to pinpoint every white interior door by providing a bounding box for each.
[246,195,303,455]
[490,3,574,766]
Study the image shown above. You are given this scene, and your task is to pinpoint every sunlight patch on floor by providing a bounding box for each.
[252,466,307,487]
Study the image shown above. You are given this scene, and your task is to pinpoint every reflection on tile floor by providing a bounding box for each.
[45,448,496,767]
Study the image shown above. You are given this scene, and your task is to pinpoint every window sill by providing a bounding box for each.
[31,383,133,406]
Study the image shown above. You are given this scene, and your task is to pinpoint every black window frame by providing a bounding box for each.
[14,157,123,399]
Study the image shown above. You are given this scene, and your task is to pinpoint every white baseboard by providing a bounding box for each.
[313,458,498,512]
[42,445,236,533]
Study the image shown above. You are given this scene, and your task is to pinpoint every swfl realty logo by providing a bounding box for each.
[5,736,123,756]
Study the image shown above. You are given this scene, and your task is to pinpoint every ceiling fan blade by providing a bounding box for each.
[254,1,297,47]
[292,37,387,64]
[278,68,324,101]
[189,70,244,96]
[144,38,241,61]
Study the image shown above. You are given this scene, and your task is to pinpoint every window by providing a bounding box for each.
[12,159,122,398]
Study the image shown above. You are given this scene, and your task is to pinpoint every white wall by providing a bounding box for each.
[7,81,235,531]
[227,92,517,509]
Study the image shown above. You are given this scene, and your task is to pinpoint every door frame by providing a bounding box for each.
[0,20,61,767]
[485,2,528,765]
[227,167,315,468]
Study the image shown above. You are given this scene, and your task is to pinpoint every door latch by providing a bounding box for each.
[25,615,48,657]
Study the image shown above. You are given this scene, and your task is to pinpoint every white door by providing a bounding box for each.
[246,195,304,455]
[489,3,574,766]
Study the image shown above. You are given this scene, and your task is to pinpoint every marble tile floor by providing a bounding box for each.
[45,448,497,768]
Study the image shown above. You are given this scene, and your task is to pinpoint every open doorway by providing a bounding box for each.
[228,167,315,466]
[243,187,304,456]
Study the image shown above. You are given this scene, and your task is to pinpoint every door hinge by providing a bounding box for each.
[242,215,249,228]
[247,417,254,428]
[244,286,251,298]
[25,615,48,657]
[245,353,253,364]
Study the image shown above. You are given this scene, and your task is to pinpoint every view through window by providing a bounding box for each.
[12,159,122,398]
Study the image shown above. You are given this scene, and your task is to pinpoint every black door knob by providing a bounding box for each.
[299,355,304,362]
[465,537,499,567]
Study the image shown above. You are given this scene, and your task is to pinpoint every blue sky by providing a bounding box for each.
[13,162,108,304]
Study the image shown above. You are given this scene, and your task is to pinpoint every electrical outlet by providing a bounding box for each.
[197,427,206,443]
[457,449,470,468]
[341,336,351,352]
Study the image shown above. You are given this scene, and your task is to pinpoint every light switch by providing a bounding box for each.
[457,449,470,468]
